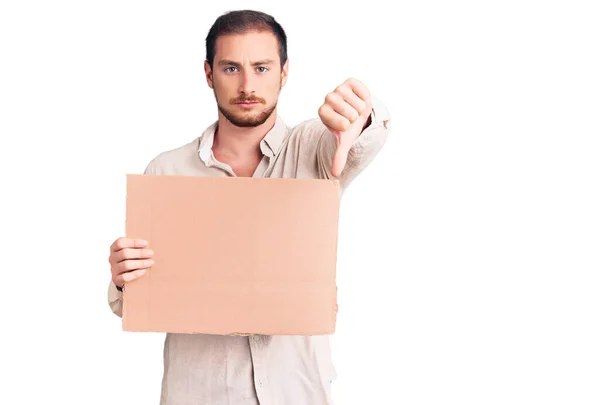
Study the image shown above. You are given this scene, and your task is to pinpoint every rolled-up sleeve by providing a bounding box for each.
[108,279,124,318]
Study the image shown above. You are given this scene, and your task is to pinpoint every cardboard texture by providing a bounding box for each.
[122,174,340,335]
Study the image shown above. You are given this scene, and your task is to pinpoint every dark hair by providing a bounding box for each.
[205,10,288,69]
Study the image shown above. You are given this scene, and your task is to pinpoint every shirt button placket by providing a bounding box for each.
[250,334,269,405]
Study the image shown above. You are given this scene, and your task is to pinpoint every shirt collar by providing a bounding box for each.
[198,114,288,164]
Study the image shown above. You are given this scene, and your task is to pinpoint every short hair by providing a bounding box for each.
[205,10,288,69]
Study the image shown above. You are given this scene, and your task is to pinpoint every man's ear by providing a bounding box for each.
[204,60,213,89]
[281,59,289,87]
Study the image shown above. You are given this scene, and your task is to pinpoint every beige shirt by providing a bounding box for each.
[108,96,391,405]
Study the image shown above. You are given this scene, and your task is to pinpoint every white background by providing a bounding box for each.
[1,1,599,404]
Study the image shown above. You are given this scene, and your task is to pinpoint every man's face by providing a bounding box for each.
[205,30,288,127]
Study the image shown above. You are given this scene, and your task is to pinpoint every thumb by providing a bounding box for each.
[331,135,350,177]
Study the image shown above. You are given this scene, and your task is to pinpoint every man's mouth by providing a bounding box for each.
[236,101,259,107]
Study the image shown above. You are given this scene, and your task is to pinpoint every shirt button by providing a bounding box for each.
[253,335,260,341]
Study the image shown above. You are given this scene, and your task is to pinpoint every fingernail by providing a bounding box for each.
[145,249,154,256]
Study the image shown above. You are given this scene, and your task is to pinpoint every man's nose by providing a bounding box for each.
[239,69,255,94]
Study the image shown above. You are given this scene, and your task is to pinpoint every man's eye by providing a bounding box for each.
[257,67,268,73]
[225,67,238,73]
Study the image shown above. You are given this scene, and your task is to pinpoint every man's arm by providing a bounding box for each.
[314,78,391,189]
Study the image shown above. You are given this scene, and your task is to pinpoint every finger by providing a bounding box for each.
[110,237,148,252]
[338,85,367,116]
[115,258,155,275]
[113,248,154,263]
[320,103,351,132]
[345,78,370,101]
[116,268,148,287]
[326,92,359,122]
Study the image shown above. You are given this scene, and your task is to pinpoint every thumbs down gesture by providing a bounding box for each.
[318,78,373,177]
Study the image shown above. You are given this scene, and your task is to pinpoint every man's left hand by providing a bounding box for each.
[318,78,373,177]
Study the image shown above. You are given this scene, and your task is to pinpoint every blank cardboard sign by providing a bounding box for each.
[122,174,340,335]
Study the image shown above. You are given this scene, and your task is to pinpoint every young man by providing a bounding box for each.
[107,9,390,405]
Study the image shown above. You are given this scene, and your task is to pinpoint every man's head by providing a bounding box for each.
[204,10,289,128]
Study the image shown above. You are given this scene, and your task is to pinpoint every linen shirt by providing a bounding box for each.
[108,96,391,405]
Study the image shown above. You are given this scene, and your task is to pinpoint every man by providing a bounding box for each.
[107,9,390,405]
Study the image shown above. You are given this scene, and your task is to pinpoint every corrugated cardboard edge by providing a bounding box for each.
[122,174,157,332]
[332,179,341,334]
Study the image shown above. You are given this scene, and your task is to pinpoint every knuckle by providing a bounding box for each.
[110,251,121,264]
[117,250,126,261]
[125,270,140,283]
[115,237,125,249]
[357,99,367,112]
[122,260,135,271]
[338,85,352,97]
[337,117,350,131]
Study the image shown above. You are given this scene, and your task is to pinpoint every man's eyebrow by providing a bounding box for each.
[217,59,239,66]
[251,59,275,66]
[217,59,275,66]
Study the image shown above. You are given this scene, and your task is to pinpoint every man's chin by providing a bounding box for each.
[230,118,262,128]
[218,105,276,128]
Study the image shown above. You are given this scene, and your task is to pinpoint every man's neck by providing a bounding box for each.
[212,112,277,159]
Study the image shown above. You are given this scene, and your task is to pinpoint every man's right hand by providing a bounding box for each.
[109,237,154,290]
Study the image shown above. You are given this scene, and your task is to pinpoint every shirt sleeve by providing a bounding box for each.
[314,95,391,190]
[107,279,124,318]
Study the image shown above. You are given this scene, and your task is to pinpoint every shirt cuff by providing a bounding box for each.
[108,279,124,317]
[345,95,391,167]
